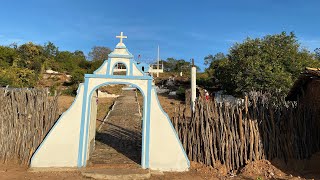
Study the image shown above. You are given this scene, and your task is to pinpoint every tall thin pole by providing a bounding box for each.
[157,45,160,77]
[191,58,197,112]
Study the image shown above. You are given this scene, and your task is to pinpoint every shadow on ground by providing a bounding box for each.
[95,122,142,164]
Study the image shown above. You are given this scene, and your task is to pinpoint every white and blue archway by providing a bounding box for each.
[78,76,152,168]
[30,32,189,171]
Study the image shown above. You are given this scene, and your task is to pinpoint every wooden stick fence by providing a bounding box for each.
[0,88,59,165]
[172,92,320,171]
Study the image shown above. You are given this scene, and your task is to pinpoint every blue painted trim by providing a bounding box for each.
[136,62,151,73]
[82,89,97,166]
[30,84,85,166]
[133,61,146,75]
[77,79,89,167]
[130,59,133,76]
[80,81,149,168]
[93,60,108,74]
[108,54,133,58]
[84,74,152,80]
[110,61,129,76]
[141,86,147,168]
[144,79,152,168]
[151,86,190,167]
[127,50,134,57]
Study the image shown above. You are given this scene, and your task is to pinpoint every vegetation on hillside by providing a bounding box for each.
[204,32,320,96]
[159,58,200,73]
[0,42,111,88]
[1,32,319,98]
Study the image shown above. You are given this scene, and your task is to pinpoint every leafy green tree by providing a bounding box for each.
[204,53,228,76]
[17,42,46,73]
[43,41,59,58]
[70,69,85,84]
[206,32,320,96]
[164,58,178,72]
[0,42,107,89]
[0,67,37,87]
[0,46,18,67]
[161,58,199,72]
[315,48,320,60]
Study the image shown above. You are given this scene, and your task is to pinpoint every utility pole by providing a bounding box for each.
[191,58,197,112]
[157,45,160,77]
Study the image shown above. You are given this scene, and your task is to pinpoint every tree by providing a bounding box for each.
[0,67,37,87]
[206,32,320,96]
[43,41,59,58]
[315,48,320,60]
[204,52,226,66]
[161,58,200,72]
[0,46,18,67]
[204,53,228,76]
[88,46,112,61]
[16,42,48,74]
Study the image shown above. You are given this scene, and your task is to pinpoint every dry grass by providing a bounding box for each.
[99,85,125,95]
[57,95,74,113]
[96,97,116,127]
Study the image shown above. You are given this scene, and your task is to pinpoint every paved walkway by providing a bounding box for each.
[89,90,142,167]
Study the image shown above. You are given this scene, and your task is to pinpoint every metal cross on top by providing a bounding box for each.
[116,32,127,44]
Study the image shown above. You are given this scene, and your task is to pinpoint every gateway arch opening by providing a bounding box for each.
[87,84,144,167]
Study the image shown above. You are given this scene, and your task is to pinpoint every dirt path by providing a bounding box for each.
[89,90,142,167]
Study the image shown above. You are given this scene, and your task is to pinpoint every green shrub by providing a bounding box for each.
[62,85,78,96]
[176,86,186,100]
[0,67,37,87]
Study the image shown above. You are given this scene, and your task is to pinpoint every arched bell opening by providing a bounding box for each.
[112,63,127,75]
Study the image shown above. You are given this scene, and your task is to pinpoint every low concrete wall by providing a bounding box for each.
[149,87,189,171]
[30,84,85,167]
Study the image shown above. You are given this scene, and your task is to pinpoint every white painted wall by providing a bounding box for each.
[132,63,144,76]
[191,66,197,112]
[94,61,108,75]
[149,88,189,171]
[30,84,85,167]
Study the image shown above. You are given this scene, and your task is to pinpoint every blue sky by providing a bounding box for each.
[0,0,319,70]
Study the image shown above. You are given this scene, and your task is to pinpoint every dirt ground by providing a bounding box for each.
[2,157,320,180]
[90,90,142,166]
[1,89,320,180]
[57,95,75,113]
[0,163,86,180]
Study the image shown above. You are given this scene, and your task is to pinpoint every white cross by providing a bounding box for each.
[116,32,127,44]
